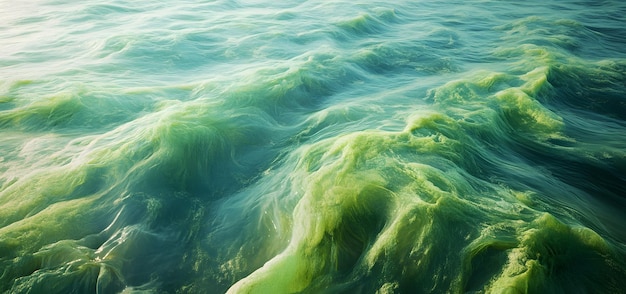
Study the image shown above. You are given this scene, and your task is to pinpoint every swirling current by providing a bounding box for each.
[1,0,625,293]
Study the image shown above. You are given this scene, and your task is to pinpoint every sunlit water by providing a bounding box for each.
[1,1,625,293]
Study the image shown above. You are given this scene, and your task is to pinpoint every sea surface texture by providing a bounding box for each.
[1,0,625,293]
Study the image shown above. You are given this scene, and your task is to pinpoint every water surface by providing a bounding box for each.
[1,0,625,293]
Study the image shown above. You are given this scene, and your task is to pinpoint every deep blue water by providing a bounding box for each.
[1,1,625,293]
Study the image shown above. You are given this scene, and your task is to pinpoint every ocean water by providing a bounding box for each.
[1,0,625,293]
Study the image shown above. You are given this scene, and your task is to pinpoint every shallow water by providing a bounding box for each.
[1,0,625,293]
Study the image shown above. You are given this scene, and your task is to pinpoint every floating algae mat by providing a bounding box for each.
[1,1,625,293]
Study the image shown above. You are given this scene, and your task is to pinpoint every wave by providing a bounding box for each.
[1,2,625,293]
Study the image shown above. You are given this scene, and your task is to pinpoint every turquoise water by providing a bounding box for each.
[1,0,626,293]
